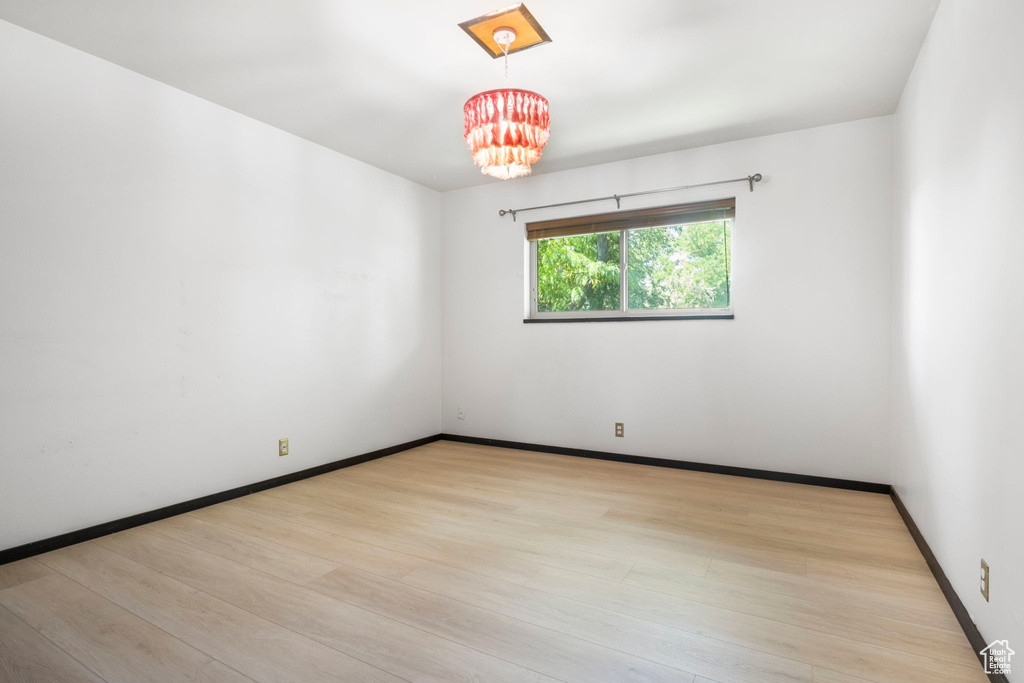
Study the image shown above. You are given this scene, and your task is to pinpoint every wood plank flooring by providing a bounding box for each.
[0,440,987,682]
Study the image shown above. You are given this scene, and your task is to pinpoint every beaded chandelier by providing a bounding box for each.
[463,28,550,179]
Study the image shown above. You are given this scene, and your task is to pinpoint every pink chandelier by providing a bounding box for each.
[464,28,550,179]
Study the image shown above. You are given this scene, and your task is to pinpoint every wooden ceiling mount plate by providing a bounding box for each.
[459,4,552,58]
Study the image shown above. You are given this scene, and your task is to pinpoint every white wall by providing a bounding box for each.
[0,20,441,551]
[441,117,894,483]
[893,0,1023,661]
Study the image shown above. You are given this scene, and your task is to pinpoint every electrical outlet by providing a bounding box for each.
[279,439,289,457]
[615,422,624,437]
[981,559,990,601]
[457,406,465,420]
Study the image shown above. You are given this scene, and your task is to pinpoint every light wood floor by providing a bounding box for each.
[0,441,987,683]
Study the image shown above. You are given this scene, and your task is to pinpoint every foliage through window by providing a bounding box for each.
[529,200,733,319]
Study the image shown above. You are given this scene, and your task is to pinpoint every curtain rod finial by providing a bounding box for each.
[748,173,763,192]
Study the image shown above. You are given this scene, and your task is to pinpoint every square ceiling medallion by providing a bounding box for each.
[458,3,552,58]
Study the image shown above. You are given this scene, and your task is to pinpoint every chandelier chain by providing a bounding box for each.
[502,41,510,88]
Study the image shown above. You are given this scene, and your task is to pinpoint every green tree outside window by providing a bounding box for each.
[536,221,731,312]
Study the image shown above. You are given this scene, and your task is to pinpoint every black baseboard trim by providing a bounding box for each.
[0,433,442,567]
[890,489,1006,683]
[438,433,890,494]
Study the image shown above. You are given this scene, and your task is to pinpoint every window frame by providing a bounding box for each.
[527,203,735,322]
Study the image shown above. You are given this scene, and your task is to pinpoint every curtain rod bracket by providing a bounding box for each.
[748,173,762,192]
[613,194,621,209]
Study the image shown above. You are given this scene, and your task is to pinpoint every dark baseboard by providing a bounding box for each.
[890,489,1007,683]
[0,433,442,567]
[438,433,890,494]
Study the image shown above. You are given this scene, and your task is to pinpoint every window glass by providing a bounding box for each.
[536,231,621,312]
[627,221,731,310]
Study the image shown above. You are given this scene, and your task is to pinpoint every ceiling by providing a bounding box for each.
[0,0,938,192]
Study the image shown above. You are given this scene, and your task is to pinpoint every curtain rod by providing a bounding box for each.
[498,173,762,221]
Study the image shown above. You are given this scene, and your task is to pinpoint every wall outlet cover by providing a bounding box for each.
[279,438,289,457]
[981,559,990,601]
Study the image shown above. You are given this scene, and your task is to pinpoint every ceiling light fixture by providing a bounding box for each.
[462,8,550,180]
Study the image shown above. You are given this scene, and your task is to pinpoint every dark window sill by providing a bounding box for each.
[524,314,734,323]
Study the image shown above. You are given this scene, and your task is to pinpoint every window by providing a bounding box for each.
[527,199,734,321]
